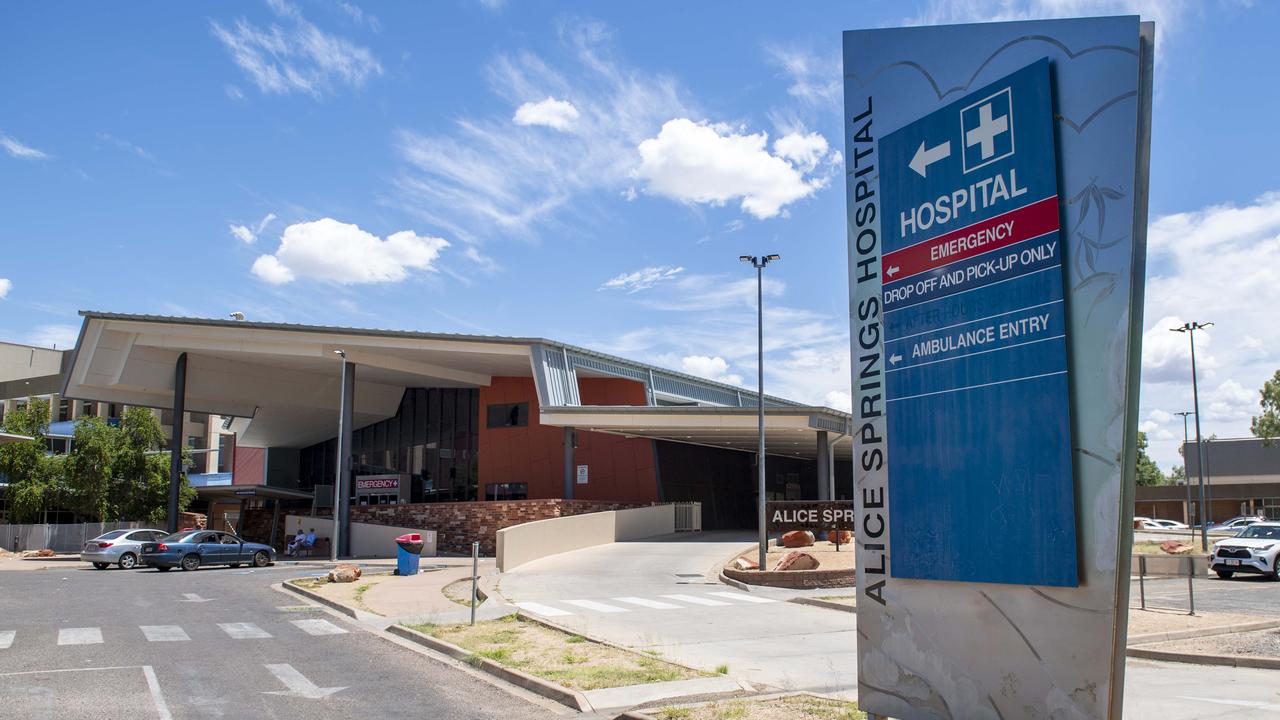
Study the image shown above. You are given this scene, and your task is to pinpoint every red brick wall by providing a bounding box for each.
[351,499,649,555]
[478,376,659,503]
[234,447,265,486]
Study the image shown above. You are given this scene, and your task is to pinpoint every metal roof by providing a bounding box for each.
[1183,437,1280,478]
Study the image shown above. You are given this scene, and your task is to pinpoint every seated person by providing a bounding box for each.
[286,529,306,557]
[302,528,317,553]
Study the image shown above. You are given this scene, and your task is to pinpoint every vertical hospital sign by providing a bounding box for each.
[880,58,1078,587]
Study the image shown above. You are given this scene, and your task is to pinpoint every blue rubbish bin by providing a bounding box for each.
[395,533,423,576]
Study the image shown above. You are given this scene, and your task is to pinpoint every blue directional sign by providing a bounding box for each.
[880,58,1079,587]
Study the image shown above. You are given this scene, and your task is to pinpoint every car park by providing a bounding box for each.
[1209,522,1280,580]
[139,530,275,572]
[81,528,168,570]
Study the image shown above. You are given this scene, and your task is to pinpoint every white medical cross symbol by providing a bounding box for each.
[966,102,1009,160]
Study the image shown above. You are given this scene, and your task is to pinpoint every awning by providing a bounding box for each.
[0,432,34,445]
[194,484,314,501]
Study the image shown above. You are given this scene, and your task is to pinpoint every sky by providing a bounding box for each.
[0,0,1276,472]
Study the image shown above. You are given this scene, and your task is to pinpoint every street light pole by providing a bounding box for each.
[332,349,347,563]
[1174,411,1194,527]
[1171,321,1213,550]
[742,253,780,572]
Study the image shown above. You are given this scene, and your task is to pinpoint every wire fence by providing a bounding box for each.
[1,522,152,553]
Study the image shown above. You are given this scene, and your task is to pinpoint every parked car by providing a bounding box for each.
[139,530,275,572]
[1209,522,1280,580]
[1133,517,1166,530]
[1154,519,1190,530]
[81,528,168,570]
[1210,516,1266,531]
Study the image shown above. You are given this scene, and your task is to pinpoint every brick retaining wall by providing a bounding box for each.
[351,499,649,555]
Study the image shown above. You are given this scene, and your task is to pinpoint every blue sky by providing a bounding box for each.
[1,0,1276,470]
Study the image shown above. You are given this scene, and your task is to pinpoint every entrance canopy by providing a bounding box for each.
[194,484,314,502]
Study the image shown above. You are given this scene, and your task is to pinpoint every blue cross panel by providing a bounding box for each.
[879,58,1079,587]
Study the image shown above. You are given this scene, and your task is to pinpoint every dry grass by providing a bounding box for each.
[404,615,706,690]
[654,695,864,720]
[441,577,478,606]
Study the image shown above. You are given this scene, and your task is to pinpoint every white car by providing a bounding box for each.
[1210,522,1280,580]
[1154,519,1189,530]
[1133,517,1166,530]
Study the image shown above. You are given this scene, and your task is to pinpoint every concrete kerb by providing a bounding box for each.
[1124,617,1280,668]
[281,578,362,619]
[619,690,858,720]
[788,596,855,613]
[1127,617,1280,646]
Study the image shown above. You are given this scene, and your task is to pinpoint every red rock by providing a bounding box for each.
[774,551,820,571]
[327,564,362,583]
[827,530,853,544]
[732,557,759,571]
[781,530,815,548]
[35,549,55,557]
[1160,540,1193,555]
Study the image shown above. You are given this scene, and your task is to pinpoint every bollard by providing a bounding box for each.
[1187,555,1196,616]
[470,541,479,626]
[1138,555,1146,610]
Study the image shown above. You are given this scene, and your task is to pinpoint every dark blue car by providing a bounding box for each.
[140,530,276,572]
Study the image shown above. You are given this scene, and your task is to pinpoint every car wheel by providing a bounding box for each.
[1215,569,1234,579]
[156,566,172,572]
[118,553,138,570]
[92,562,110,570]
[180,554,201,572]
[1272,556,1280,582]
[252,551,270,568]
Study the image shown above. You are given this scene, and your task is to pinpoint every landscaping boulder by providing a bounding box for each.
[327,564,362,583]
[732,557,759,571]
[774,551,821,572]
[35,549,55,557]
[1160,540,1194,555]
[781,530,815,548]
[827,530,853,544]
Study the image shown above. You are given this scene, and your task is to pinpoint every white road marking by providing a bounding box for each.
[0,631,13,650]
[661,594,730,607]
[180,593,213,603]
[612,597,681,610]
[1179,696,1280,713]
[217,622,271,639]
[141,626,190,642]
[142,665,174,720]
[291,619,348,636]
[263,663,346,700]
[564,599,629,613]
[57,627,103,645]
[706,592,776,604]
[513,602,573,617]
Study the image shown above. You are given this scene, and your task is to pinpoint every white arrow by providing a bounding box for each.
[180,593,214,603]
[909,140,951,178]
[889,353,903,365]
[885,265,901,278]
[263,663,346,700]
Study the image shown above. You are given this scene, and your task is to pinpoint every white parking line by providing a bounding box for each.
[142,665,174,720]
[564,599,629,613]
[661,594,730,607]
[140,626,190,642]
[217,622,271,639]
[57,627,103,645]
[612,597,681,610]
[513,602,574,617]
[0,631,13,649]
[290,619,348,636]
[706,592,776,604]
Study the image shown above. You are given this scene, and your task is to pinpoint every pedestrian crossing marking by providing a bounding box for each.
[291,619,348,636]
[57,627,103,646]
[217,622,272,639]
[564,599,629,613]
[661,594,730,606]
[707,591,775,604]
[513,602,573,617]
[612,596,681,610]
[0,631,13,650]
[141,625,190,642]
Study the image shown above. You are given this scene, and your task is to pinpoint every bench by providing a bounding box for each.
[298,537,331,558]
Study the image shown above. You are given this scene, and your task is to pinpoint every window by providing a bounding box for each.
[486,402,528,428]
[485,482,528,501]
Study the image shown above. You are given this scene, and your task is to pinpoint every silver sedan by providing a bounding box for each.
[81,528,169,569]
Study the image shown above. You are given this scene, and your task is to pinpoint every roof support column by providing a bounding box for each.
[334,360,355,560]
[166,352,187,533]
[563,427,575,500]
[816,430,831,501]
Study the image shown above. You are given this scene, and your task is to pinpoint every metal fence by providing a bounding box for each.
[1,522,150,553]
[1133,554,1198,616]
[674,502,702,532]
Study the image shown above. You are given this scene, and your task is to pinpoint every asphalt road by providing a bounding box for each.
[1132,572,1280,616]
[0,562,561,720]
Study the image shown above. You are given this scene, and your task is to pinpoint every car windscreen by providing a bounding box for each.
[93,530,130,540]
[159,531,201,544]
[1237,526,1280,540]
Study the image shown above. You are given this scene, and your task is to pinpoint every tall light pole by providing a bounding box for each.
[741,253,780,571]
[332,349,347,563]
[1171,321,1213,550]
[1174,410,1194,528]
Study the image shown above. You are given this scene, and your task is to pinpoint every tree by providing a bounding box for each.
[1135,431,1167,486]
[113,407,194,524]
[1168,465,1186,485]
[1251,369,1280,443]
[64,417,115,520]
[0,398,61,522]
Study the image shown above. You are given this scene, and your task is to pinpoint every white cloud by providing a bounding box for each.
[600,266,684,293]
[225,84,245,100]
[211,0,382,98]
[252,218,449,284]
[338,2,380,32]
[1,132,49,160]
[229,212,277,244]
[763,44,841,109]
[96,133,156,163]
[1138,191,1280,469]
[634,119,835,219]
[681,356,744,387]
[24,324,79,350]
[513,97,580,131]
[0,278,11,299]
